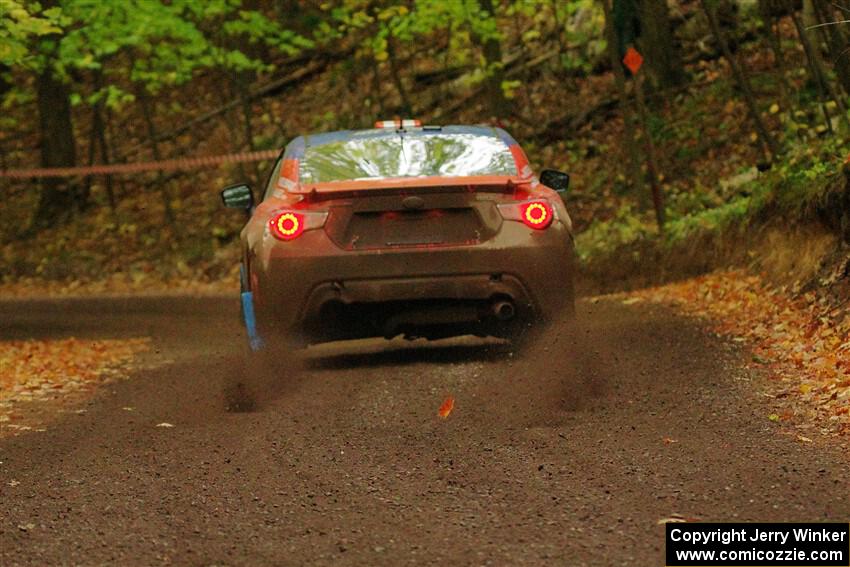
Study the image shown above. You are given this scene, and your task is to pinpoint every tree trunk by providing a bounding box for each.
[758,0,793,109]
[371,58,386,117]
[33,66,82,229]
[703,0,781,160]
[477,0,512,119]
[601,0,646,205]
[89,70,116,211]
[0,64,11,99]
[104,104,126,200]
[93,99,116,211]
[633,72,666,230]
[788,3,850,132]
[137,90,177,229]
[386,35,413,116]
[232,71,262,186]
[636,0,686,88]
[214,84,250,183]
[549,0,568,65]
[812,0,850,97]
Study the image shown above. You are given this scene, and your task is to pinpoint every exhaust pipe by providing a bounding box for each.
[492,300,516,321]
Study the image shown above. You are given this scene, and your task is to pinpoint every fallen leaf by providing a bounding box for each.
[438,397,455,419]
[657,515,688,524]
[0,337,151,432]
[627,269,850,435]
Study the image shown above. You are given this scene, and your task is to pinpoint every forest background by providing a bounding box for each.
[2,0,850,297]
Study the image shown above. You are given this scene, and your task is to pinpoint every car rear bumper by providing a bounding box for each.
[251,223,575,342]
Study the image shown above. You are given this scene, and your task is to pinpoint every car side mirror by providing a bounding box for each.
[221,183,254,210]
[540,169,570,194]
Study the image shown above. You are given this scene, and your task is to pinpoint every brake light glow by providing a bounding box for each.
[497,200,555,230]
[269,212,304,240]
[522,201,553,229]
[267,210,328,241]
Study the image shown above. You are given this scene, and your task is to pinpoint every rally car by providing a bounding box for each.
[222,120,575,348]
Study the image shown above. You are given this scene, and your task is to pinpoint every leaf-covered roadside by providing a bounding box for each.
[0,272,237,298]
[0,337,150,434]
[623,270,850,436]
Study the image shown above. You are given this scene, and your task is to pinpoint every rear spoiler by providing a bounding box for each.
[304,183,525,202]
[294,175,533,198]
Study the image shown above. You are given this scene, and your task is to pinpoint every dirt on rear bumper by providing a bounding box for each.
[252,225,575,343]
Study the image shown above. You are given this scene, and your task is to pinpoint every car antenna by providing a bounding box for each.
[398,125,407,165]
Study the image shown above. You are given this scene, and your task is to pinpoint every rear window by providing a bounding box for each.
[299,133,517,184]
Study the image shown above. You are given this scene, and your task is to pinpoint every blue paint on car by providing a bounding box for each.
[241,291,264,351]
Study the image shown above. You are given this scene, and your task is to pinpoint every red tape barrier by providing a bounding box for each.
[0,149,281,179]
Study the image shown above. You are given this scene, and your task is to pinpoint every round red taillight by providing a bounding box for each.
[269,211,305,240]
[521,201,553,230]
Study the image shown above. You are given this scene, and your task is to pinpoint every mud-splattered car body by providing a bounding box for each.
[222,123,575,347]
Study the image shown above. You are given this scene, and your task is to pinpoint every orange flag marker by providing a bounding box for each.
[623,46,644,75]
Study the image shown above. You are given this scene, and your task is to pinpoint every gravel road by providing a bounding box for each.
[0,297,847,566]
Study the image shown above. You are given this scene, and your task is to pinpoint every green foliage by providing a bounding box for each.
[560,1,606,72]
[64,0,311,96]
[325,0,502,82]
[69,84,133,108]
[576,204,656,262]
[664,195,754,244]
[757,137,847,214]
[3,0,312,106]
[0,0,63,68]
[579,131,850,268]
[221,9,314,56]
[501,79,521,99]
[388,0,500,44]
[577,194,756,265]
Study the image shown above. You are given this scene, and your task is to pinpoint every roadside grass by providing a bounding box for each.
[577,135,850,278]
